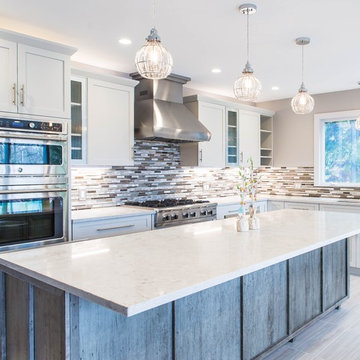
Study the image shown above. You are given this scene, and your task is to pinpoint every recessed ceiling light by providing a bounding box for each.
[272,86,280,91]
[119,38,132,45]
[211,68,222,73]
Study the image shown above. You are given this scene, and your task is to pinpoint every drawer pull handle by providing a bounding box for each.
[228,209,241,213]
[96,224,135,232]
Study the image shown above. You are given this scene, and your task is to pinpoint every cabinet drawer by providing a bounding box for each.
[319,204,360,213]
[267,201,284,212]
[284,202,319,211]
[217,202,266,220]
[72,215,152,241]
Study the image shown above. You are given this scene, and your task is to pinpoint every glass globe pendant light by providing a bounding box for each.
[234,3,262,102]
[135,0,173,79]
[291,37,315,114]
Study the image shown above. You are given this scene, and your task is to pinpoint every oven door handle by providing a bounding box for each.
[0,132,67,142]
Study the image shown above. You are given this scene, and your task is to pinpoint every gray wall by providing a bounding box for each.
[257,89,360,167]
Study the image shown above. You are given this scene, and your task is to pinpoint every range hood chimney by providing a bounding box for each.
[130,73,211,143]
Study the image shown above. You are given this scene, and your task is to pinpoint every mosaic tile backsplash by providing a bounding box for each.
[71,141,240,210]
[71,141,360,210]
[257,167,360,199]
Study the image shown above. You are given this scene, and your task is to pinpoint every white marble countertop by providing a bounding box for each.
[1,209,360,317]
[71,206,155,222]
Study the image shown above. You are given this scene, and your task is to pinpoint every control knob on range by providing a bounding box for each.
[190,212,196,217]
[29,122,35,129]
[200,210,207,216]
[162,215,170,221]
[207,210,213,215]
[182,212,189,218]
[171,214,178,220]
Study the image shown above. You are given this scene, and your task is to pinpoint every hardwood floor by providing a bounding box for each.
[264,275,360,360]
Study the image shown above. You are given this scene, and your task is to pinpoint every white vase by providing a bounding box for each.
[236,215,249,232]
[248,205,260,230]
[249,216,260,230]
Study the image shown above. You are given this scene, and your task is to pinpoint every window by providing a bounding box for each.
[314,110,360,186]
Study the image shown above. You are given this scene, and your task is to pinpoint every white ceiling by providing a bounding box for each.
[1,0,360,102]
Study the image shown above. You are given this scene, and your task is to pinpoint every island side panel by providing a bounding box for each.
[5,274,30,360]
[242,262,288,360]
[70,297,172,360]
[288,249,322,333]
[174,278,241,360]
[33,286,66,360]
[323,239,348,310]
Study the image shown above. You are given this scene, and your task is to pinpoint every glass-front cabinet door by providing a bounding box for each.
[226,109,239,166]
[71,76,87,164]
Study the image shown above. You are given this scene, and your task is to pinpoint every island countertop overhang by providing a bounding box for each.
[0,209,359,317]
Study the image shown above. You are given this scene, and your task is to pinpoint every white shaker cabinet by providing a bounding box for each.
[198,102,226,167]
[87,78,135,166]
[72,214,153,241]
[181,95,272,169]
[239,110,260,167]
[0,39,17,113]
[0,30,76,118]
[17,45,70,118]
[180,100,226,167]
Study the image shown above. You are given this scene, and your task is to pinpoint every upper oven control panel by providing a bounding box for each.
[0,118,63,133]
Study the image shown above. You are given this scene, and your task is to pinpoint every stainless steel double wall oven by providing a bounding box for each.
[0,115,69,250]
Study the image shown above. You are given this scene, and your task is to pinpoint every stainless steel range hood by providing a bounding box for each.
[130,73,211,143]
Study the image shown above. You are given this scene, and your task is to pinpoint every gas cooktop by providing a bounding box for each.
[124,199,216,228]
[125,199,209,209]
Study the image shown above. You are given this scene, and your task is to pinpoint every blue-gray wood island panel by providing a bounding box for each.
[0,238,350,360]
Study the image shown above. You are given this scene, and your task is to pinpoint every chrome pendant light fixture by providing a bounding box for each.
[291,37,315,114]
[234,3,262,102]
[135,0,173,79]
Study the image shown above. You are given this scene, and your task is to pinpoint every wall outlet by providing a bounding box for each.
[294,183,302,189]
[203,183,210,191]
[79,189,87,200]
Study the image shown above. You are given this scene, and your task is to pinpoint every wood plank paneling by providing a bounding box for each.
[289,249,322,333]
[73,298,172,360]
[243,262,288,360]
[174,278,241,360]
[323,239,347,310]
[5,274,30,360]
[33,286,65,360]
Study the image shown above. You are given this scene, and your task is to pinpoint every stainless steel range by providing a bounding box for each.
[125,199,217,228]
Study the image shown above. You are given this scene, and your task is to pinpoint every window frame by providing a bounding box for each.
[314,110,360,187]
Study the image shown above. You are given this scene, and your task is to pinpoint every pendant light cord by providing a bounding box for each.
[247,10,250,63]
[301,44,304,84]
[153,0,156,28]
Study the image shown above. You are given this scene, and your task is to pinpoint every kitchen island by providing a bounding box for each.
[0,209,359,360]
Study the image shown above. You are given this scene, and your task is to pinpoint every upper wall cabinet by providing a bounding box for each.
[0,29,76,119]
[239,110,260,168]
[180,100,226,168]
[0,39,17,113]
[71,69,138,166]
[181,95,272,168]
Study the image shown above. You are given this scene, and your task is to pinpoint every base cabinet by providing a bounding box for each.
[288,249,322,333]
[72,214,153,241]
[0,238,349,360]
[242,262,288,360]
